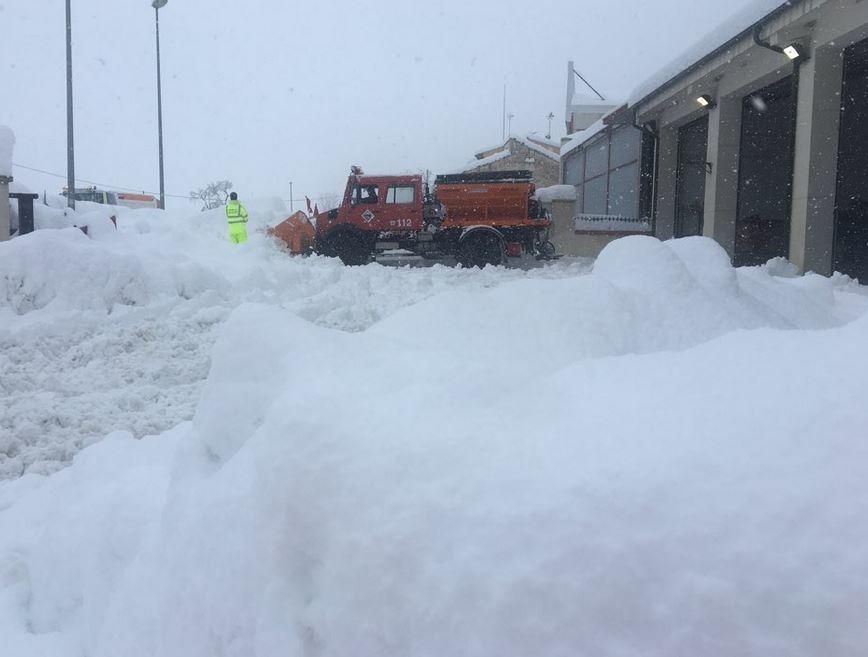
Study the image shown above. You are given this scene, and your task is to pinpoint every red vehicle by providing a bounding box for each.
[294,167,554,267]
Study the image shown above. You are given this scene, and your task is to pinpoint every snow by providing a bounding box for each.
[0,208,586,478]
[1,208,867,656]
[570,92,614,108]
[471,135,560,165]
[458,149,513,172]
[535,184,576,202]
[513,136,560,161]
[560,115,609,156]
[0,125,14,177]
[629,0,791,106]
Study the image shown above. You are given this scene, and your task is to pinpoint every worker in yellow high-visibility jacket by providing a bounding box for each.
[225,192,249,244]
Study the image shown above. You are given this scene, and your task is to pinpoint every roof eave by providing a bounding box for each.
[632,0,803,113]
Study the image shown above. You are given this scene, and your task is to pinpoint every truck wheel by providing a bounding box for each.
[458,231,504,268]
[329,230,370,266]
[538,240,556,259]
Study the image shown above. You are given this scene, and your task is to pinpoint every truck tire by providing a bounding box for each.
[458,231,504,268]
[327,229,370,266]
[538,240,556,259]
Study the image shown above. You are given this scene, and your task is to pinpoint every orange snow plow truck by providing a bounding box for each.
[271,167,555,267]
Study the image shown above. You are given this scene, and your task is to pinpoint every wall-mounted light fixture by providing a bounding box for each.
[754,24,811,63]
[696,94,716,109]
[783,43,808,61]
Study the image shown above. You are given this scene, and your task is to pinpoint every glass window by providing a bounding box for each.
[585,137,609,179]
[563,151,584,186]
[386,185,415,204]
[583,176,607,215]
[608,163,639,218]
[353,184,380,204]
[610,126,641,169]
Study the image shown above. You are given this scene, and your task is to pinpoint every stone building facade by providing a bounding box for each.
[462,137,561,188]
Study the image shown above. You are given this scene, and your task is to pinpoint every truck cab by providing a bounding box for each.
[316,172,434,265]
[319,173,425,234]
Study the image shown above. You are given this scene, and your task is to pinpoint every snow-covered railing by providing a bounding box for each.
[574,214,652,233]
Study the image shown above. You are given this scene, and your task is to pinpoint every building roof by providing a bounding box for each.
[461,150,513,172]
[473,135,561,163]
[560,0,805,158]
[570,92,615,108]
[629,0,800,108]
[560,114,616,157]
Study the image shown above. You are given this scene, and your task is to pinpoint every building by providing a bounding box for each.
[564,61,619,135]
[0,125,13,242]
[545,64,638,257]
[461,135,561,188]
[557,109,656,256]
[559,0,868,281]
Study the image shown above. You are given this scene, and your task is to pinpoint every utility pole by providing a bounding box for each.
[289,181,293,212]
[507,113,515,137]
[65,0,75,210]
[153,0,168,210]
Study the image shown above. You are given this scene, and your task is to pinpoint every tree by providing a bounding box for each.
[317,192,340,211]
[190,180,233,211]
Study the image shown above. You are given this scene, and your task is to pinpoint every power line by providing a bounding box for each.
[11,162,193,200]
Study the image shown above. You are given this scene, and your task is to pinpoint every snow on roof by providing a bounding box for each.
[570,92,614,108]
[525,134,561,149]
[629,0,794,107]
[474,135,560,162]
[456,149,513,173]
[513,136,560,161]
[560,116,610,156]
[0,125,14,178]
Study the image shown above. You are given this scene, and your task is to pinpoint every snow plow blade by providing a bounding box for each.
[268,211,316,255]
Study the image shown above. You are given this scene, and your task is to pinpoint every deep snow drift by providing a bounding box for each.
[0,203,587,478]
[1,205,868,656]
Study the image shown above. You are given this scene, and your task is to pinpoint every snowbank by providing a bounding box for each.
[0,228,227,316]
[0,206,588,478]
[535,184,576,202]
[0,125,14,177]
[1,234,867,656]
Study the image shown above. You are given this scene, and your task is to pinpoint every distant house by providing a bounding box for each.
[460,135,561,188]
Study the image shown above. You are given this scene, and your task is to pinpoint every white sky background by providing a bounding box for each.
[1,0,761,209]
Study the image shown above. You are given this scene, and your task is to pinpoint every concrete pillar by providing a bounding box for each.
[703,95,742,258]
[0,177,11,242]
[654,126,678,240]
[789,46,844,275]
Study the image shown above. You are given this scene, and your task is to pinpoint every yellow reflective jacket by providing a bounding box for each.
[226,200,249,224]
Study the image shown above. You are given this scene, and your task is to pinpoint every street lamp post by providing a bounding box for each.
[65,0,75,210]
[153,0,168,210]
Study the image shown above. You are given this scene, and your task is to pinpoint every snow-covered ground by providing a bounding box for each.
[0,203,589,478]
[1,204,867,656]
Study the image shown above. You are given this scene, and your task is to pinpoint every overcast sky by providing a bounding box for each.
[1,0,761,209]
